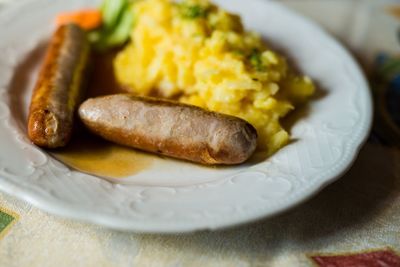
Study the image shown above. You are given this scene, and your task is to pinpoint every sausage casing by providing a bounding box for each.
[78,94,258,165]
[28,24,91,148]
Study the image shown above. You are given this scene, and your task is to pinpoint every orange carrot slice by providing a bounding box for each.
[55,9,102,30]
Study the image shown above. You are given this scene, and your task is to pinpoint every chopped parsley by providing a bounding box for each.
[249,49,265,71]
[179,3,208,19]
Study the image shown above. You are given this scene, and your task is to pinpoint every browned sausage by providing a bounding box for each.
[27,24,91,148]
[78,94,258,165]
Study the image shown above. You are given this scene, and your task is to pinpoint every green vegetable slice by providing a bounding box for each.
[94,7,134,51]
[90,0,134,52]
[101,0,128,30]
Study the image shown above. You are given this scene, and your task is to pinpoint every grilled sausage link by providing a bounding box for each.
[78,94,258,165]
[28,24,91,148]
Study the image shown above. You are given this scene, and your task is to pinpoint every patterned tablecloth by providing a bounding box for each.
[1,0,400,266]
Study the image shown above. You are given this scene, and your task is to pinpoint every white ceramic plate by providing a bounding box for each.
[0,0,372,233]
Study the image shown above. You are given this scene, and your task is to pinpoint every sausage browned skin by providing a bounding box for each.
[28,24,91,148]
[79,95,258,165]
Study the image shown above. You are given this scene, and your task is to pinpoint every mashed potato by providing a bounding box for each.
[114,0,315,155]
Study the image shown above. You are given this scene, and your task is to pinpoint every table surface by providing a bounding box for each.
[1,0,400,266]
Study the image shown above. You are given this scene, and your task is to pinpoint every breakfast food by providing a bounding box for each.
[27,0,315,168]
[28,24,91,148]
[114,0,315,155]
[79,94,258,165]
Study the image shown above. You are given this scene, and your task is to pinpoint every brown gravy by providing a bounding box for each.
[52,132,153,179]
[52,51,153,179]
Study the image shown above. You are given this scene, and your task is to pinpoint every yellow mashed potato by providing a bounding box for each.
[114,0,315,155]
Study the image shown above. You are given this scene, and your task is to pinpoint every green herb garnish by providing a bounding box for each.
[179,3,208,19]
[249,49,265,71]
